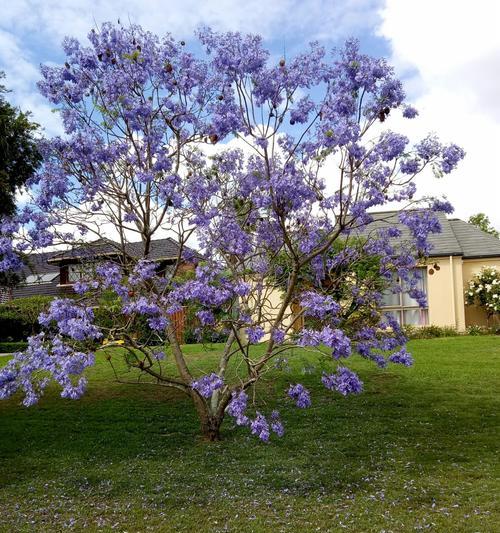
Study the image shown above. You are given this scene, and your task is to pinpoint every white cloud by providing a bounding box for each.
[0,30,64,136]
[378,0,500,229]
[2,0,380,43]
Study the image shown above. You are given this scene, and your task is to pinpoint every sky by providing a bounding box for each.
[1,0,499,228]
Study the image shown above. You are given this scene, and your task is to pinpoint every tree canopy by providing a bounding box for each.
[468,213,499,238]
[0,23,464,441]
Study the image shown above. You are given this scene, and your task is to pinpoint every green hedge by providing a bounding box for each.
[0,341,28,353]
[403,324,500,339]
[0,296,53,341]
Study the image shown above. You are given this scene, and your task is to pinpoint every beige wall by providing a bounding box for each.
[426,256,466,330]
[462,258,500,327]
[246,281,294,341]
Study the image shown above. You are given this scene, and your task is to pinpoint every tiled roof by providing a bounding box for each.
[449,219,500,258]
[364,211,500,258]
[47,237,204,263]
[6,238,203,300]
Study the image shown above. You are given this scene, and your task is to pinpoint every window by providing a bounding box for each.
[24,272,59,285]
[380,269,428,326]
[68,265,85,283]
[59,264,85,285]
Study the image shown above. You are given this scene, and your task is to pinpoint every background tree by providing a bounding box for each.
[271,237,386,334]
[467,213,499,238]
[0,72,42,217]
[0,73,42,290]
[0,24,464,441]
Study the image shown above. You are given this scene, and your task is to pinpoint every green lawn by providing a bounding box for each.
[0,336,498,532]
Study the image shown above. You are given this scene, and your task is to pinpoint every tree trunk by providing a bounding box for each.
[200,414,223,442]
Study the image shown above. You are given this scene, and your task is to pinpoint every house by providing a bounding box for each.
[244,212,500,338]
[366,211,500,330]
[0,237,202,303]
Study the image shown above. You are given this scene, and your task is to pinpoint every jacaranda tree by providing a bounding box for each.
[0,23,464,441]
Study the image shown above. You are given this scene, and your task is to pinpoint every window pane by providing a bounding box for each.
[384,310,401,325]
[403,308,428,326]
[381,289,400,307]
[68,265,82,282]
[402,269,428,307]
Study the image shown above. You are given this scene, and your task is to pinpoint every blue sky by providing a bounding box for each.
[1,0,499,227]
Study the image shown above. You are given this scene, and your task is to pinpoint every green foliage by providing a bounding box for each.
[466,324,487,336]
[466,324,500,336]
[273,237,382,292]
[0,295,53,341]
[403,324,459,339]
[93,292,164,346]
[467,213,499,238]
[271,237,385,331]
[0,72,42,217]
[403,323,500,339]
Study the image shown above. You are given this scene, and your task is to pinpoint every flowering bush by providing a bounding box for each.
[0,23,464,441]
[465,267,500,316]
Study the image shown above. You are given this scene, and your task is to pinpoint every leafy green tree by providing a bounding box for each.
[0,73,42,289]
[0,295,53,341]
[0,72,42,217]
[468,213,499,238]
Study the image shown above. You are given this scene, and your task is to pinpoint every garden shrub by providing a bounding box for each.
[403,324,459,339]
[466,267,500,318]
[0,296,53,341]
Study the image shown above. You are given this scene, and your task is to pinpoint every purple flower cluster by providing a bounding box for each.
[0,334,94,406]
[388,348,414,366]
[196,310,216,326]
[191,373,224,398]
[226,392,284,441]
[246,326,265,344]
[402,105,418,119]
[250,411,285,442]
[298,326,351,359]
[129,260,157,285]
[227,390,249,426]
[269,410,285,437]
[441,144,466,174]
[321,327,352,358]
[322,367,363,396]
[250,412,270,442]
[287,383,311,408]
[39,299,101,341]
[122,297,160,316]
[300,291,341,319]
[271,329,286,344]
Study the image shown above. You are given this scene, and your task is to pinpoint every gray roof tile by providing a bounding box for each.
[449,219,500,258]
[364,210,500,258]
[4,238,203,300]
[47,237,203,263]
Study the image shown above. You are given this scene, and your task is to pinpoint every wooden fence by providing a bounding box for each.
[170,307,186,343]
